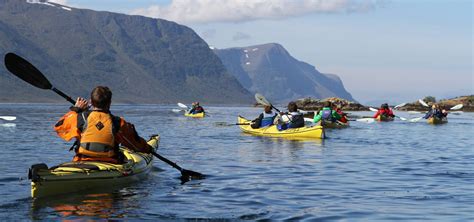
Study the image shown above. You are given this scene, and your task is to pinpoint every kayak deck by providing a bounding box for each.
[238,116,325,139]
[185,112,205,118]
[427,117,448,124]
[30,135,160,198]
[376,115,394,122]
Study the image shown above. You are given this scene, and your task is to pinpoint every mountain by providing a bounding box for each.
[214,43,355,103]
[0,0,252,104]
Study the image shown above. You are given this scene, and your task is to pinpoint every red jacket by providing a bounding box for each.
[373,108,394,118]
[335,109,348,123]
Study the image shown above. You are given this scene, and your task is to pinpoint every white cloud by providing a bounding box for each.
[131,0,386,24]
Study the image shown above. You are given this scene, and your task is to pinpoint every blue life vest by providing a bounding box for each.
[260,111,275,127]
[321,109,334,122]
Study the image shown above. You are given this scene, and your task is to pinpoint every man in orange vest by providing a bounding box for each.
[54,86,152,163]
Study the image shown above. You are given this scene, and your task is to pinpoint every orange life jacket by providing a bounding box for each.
[75,111,121,163]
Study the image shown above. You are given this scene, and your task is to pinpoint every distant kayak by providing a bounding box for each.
[185,112,205,118]
[29,135,160,198]
[427,117,447,125]
[238,116,324,139]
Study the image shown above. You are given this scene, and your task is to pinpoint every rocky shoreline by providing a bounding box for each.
[292,95,474,112]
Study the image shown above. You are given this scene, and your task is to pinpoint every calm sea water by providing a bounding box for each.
[0,104,473,221]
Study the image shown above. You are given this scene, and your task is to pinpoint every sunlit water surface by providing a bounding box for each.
[0,104,473,221]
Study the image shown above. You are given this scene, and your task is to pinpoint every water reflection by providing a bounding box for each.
[31,188,140,220]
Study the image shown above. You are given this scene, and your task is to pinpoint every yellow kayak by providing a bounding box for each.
[427,117,447,124]
[376,115,394,122]
[29,135,160,198]
[238,116,325,139]
[184,112,205,118]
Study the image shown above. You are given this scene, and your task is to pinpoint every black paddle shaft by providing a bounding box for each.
[152,151,183,171]
[52,87,75,105]
[4,53,75,105]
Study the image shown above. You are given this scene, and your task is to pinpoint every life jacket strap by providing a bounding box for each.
[69,140,80,152]
[80,142,114,152]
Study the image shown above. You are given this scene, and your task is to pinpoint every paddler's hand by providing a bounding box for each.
[74,97,89,111]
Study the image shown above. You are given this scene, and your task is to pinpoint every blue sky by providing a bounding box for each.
[56,0,472,104]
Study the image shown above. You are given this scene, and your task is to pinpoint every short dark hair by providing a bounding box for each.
[91,86,112,109]
[288,102,298,112]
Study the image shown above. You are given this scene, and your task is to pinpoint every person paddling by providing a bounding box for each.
[333,103,348,123]
[188,102,205,115]
[373,103,395,119]
[251,105,277,129]
[423,104,447,119]
[276,102,305,130]
[54,86,152,163]
[313,101,342,124]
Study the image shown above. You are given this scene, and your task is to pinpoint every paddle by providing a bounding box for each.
[172,109,183,113]
[151,151,205,182]
[450,104,463,110]
[255,93,281,112]
[178,103,189,110]
[356,118,375,123]
[4,52,205,182]
[418,99,429,107]
[4,53,75,105]
[0,116,16,121]
[394,103,407,109]
[214,122,250,127]
[298,109,314,115]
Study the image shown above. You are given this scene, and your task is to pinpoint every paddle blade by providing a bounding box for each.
[172,109,183,113]
[418,99,429,107]
[177,103,188,109]
[356,118,375,123]
[298,109,314,114]
[369,107,378,112]
[304,117,313,122]
[409,117,423,122]
[394,103,407,109]
[450,104,463,110]
[180,169,206,184]
[0,116,16,121]
[255,93,271,106]
[4,53,52,90]
[396,116,407,121]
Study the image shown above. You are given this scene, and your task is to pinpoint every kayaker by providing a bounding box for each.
[313,101,341,124]
[251,105,277,129]
[54,86,152,163]
[373,103,395,119]
[188,102,205,114]
[333,103,348,123]
[423,104,448,119]
[276,102,305,130]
